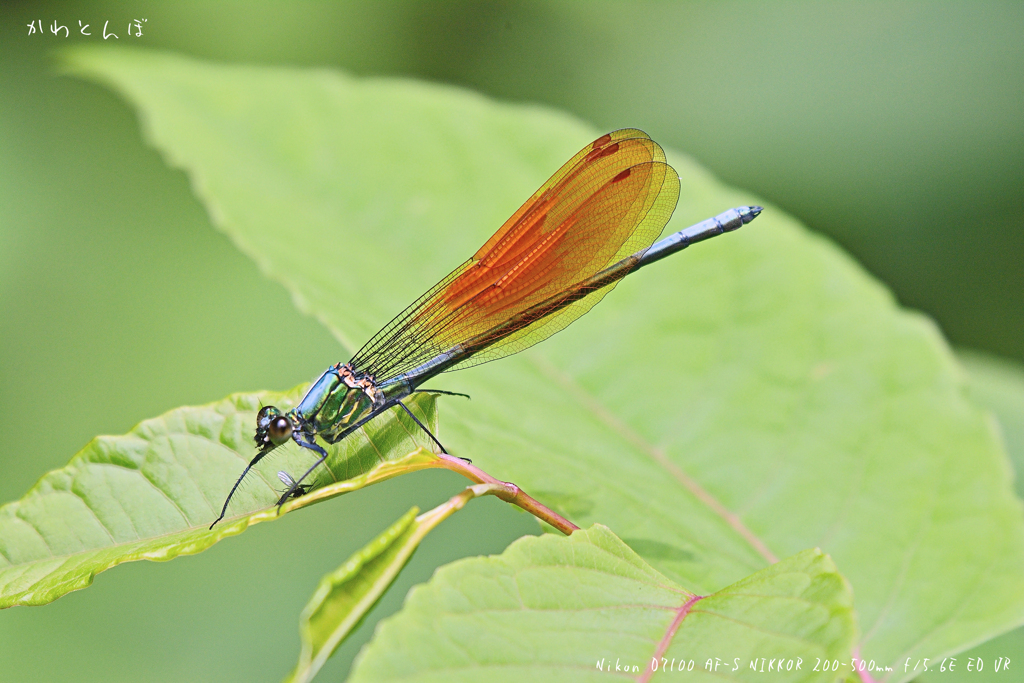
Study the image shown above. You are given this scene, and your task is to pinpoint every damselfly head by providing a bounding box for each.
[255,405,293,448]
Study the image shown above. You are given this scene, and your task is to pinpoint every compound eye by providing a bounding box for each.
[268,416,293,445]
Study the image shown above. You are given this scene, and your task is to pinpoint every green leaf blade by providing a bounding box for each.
[0,388,440,608]
[288,507,421,683]
[347,526,854,682]
[960,350,1024,499]
[912,351,1024,682]
[289,484,517,683]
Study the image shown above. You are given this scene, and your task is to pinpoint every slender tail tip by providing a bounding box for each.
[739,205,763,225]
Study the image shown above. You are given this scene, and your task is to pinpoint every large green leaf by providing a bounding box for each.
[960,351,1024,500]
[63,46,1024,677]
[917,351,1024,682]
[348,525,855,682]
[0,387,439,608]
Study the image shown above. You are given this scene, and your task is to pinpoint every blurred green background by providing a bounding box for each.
[1,2,1022,681]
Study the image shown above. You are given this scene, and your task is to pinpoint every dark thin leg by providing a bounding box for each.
[412,389,471,400]
[295,436,328,460]
[396,399,471,463]
[276,438,328,506]
[210,449,272,529]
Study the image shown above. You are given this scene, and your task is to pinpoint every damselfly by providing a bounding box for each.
[210,129,761,528]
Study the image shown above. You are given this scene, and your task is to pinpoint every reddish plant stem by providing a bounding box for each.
[434,453,579,535]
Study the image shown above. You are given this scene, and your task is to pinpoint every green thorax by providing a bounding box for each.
[289,364,385,441]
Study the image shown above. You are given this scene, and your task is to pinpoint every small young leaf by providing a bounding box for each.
[286,507,421,683]
[287,483,505,683]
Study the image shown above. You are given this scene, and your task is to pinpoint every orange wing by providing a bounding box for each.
[350,129,680,380]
